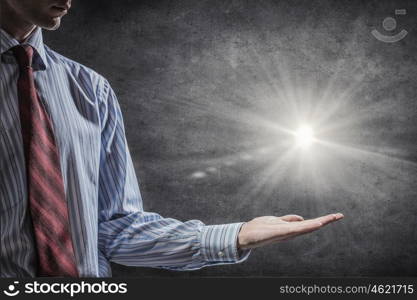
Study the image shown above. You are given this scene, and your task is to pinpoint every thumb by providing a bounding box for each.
[280,214,304,222]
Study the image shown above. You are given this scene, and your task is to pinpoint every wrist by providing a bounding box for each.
[237,222,248,250]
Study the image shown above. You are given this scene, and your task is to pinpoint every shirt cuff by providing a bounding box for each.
[200,222,251,263]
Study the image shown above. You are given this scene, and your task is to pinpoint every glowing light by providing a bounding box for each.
[295,125,315,148]
[182,47,413,205]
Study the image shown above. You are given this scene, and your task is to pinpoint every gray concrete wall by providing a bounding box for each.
[43,0,417,277]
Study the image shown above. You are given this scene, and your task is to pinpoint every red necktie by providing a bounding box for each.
[12,45,79,277]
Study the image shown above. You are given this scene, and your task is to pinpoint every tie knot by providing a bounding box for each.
[11,45,34,70]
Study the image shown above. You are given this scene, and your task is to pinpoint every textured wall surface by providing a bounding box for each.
[43,0,417,277]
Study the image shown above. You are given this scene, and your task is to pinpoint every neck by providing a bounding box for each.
[0,2,36,42]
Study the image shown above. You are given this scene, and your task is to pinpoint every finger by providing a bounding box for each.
[287,220,323,235]
[280,214,304,222]
[266,213,344,244]
[287,213,344,235]
[265,221,323,244]
[309,213,344,226]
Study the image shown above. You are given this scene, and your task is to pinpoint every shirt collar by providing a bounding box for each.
[0,26,48,70]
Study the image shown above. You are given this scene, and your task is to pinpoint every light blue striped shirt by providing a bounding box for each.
[0,27,250,277]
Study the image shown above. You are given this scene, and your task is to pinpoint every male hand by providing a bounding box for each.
[237,213,344,249]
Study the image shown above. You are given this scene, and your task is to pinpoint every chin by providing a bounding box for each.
[39,17,62,30]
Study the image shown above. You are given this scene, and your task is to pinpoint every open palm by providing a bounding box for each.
[237,213,344,249]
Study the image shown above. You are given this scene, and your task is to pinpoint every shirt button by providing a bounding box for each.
[218,251,224,257]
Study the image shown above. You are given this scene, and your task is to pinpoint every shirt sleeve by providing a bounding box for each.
[96,79,251,270]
